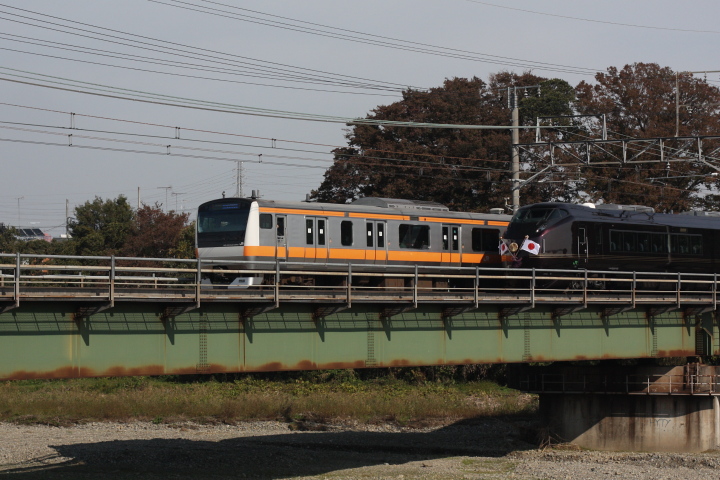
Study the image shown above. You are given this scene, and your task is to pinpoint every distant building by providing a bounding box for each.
[14,227,52,243]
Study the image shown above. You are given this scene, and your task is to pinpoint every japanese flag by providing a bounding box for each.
[521,239,541,255]
[499,240,509,255]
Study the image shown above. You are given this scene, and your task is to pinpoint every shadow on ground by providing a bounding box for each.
[2,416,538,479]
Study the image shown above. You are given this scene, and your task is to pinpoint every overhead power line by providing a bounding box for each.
[463,0,720,34]
[0,39,398,97]
[0,102,523,169]
[0,3,419,93]
[147,0,600,76]
[0,67,575,130]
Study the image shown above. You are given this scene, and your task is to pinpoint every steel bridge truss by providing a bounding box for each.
[514,135,720,190]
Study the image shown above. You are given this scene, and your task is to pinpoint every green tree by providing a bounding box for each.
[0,224,58,256]
[312,73,576,211]
[172,221,196,259]
[0,225,18,254]
[69,196,135,256]
[574,62,720,211]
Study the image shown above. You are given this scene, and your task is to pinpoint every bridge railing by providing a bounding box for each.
[0,253,718,309]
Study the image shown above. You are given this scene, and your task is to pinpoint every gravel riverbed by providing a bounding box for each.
[0,419,718,479]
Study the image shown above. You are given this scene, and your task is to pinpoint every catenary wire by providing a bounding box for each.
[0,42,400,97]
[0,68,578,129]
[0,4,419,91]
[147,0,599,76]
[462,0,720,34]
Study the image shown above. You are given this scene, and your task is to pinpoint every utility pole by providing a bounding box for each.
[65,199,69,237]
[235,160,244,198]
[511,89,520,212]
[171,192,185,212]
[508,85,541,212]
[16,196,23,227]
[157,186,172,212]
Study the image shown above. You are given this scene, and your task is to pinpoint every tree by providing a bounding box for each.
[574,63,720,211]
[121,204,191,260]
[69,196,135,256]
[0,224,72,265]
[173,221,196,260]
[312,73,576,212]
[0,225,17,254]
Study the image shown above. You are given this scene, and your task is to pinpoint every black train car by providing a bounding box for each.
[502,202,720,274]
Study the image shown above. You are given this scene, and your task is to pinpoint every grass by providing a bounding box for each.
[0,371,537,426]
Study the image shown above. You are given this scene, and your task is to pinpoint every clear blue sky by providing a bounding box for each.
[1,0,718,235]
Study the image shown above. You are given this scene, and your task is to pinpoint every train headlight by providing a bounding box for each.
[509,242,519,253]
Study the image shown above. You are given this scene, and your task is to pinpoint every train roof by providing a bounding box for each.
[518,202,720,229]
[200,196,511,222]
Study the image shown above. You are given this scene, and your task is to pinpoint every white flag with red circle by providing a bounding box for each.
[498,240,509,255]
[521,239,541,255]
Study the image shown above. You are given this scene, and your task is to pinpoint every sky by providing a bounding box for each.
[1,0,719,236]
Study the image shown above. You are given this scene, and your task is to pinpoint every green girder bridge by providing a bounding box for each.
[0,253,716,380]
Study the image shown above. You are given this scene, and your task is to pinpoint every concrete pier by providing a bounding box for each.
[514,364,720,452]
[540,393,718,452]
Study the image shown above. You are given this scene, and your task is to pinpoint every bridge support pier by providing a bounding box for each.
[540,392,719,452]
[515,364,720,452]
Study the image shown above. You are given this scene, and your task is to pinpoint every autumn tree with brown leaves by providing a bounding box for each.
[315,64,720,213]
[574,62,720,211]
[312,73,576,212]
[121,204,191,260]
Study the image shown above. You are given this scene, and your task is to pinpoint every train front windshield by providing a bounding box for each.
[197,200,251,247]
[507,206,568,237]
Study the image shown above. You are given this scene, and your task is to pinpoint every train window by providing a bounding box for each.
[512,207,568,230]
[671,234,700,255]
[623,232,636,252]
[399,224,430,249]
[671,235,686,254]
[366,223,374,247]
[442,226,449,250]
[452,227,459,250]
[377,223,385,247]
[637,233,650,253]
[677,235,689,254]
[341,221,353,246]
[276,217,285,237]
[471,228,500,251]
[260,214,273,229]
[318,219,326,246]
[609,231,621,252]
[306,219,314,245]
[691,236,703,255]
[651,233,667,253]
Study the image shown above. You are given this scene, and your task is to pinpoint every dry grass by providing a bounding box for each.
[0,374,537,426]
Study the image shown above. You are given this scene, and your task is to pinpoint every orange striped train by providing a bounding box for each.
[196,195,511,287]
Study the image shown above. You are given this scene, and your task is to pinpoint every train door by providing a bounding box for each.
[364,221,388,264]
[276,215,288,261]
[441,224,461,264]
[316,218,329,262]
[304,217,329,263]
[576,224,588,266]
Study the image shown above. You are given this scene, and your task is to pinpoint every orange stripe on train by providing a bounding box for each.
[243,246,497,264]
